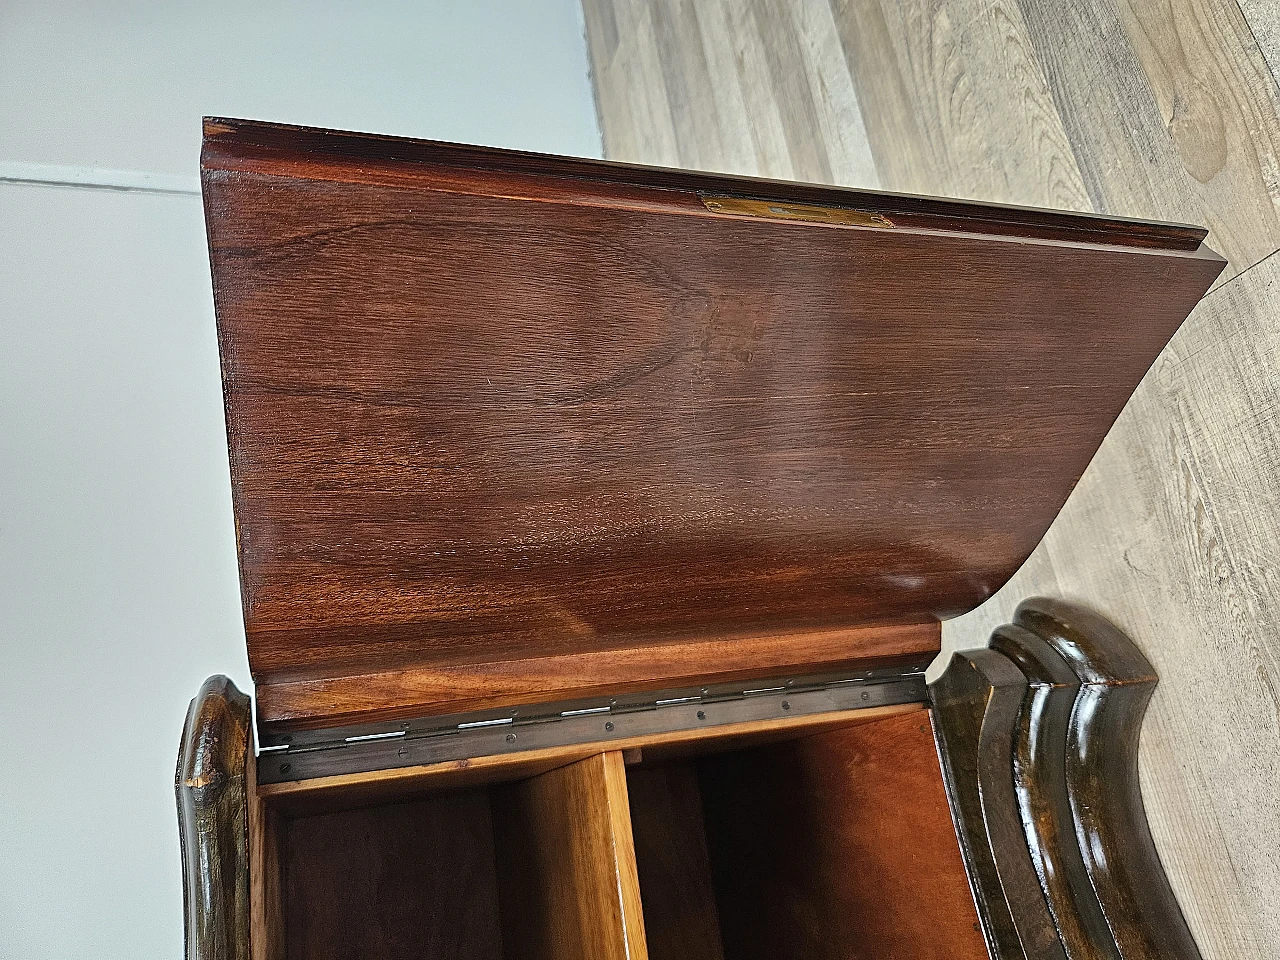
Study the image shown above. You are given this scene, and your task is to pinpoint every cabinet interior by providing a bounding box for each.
[252,707,988,960]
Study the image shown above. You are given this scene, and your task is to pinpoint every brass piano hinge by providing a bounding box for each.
[700,194,894,228]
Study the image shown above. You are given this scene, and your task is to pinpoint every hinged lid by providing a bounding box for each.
[201,118,1223,732]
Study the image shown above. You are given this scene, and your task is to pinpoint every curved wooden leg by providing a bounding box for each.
[932,599,1202,960]
[176,675,252,960]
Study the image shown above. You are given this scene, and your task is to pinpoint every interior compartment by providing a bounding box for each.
[626,710,989,960]
[268,753,642,960]
[257,708,986,960]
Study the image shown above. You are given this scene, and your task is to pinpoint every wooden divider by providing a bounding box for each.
[491,752,648,960]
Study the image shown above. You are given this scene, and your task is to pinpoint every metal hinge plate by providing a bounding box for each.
[256,663,930,784]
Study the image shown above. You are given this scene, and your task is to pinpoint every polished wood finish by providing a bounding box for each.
[257,623,937,730]
[583,7,1279,952]
[931,647,1066,960]
[596,3,1280,955]
[1014,599,1204,960]
[202,117,1205,248]
[933,599,1205,960]
[254,701,921,815]
[626,764,726,960]
[202,118,1221,729]
[696,710,989,960]
[991,623,1114,960]
[176,676,252,960]
[491,752,647,960]
[281,792,505,960]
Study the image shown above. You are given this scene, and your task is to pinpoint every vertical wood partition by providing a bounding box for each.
[491,752,649,960]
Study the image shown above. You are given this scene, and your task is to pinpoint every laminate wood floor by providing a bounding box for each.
[582,1,1280,955]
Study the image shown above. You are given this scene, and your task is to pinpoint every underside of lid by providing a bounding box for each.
[201,118,1224,729]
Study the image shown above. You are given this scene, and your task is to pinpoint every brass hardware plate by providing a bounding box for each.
[700,195,894,228]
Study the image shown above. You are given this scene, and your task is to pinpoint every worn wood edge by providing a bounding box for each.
[600,752,650,960]
[254,701,923,812]
[930,649,1066,960]
[245,734,283,960]
[200,116,1209,250]
[176,675,252,960]
[991,624,1119,960]
[493,752,649,960]
[254,623,939,730]
[1013,599,1205,960]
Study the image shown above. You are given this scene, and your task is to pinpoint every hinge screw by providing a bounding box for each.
[505,733,516,743]
[697,710,706,721]
[781,700,791,710]
[861,691,870,701]
[605,721,615,732]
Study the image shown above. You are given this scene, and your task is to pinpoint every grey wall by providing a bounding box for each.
[0,3,600,957]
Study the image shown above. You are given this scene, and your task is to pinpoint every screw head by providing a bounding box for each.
[781,700,791,711]
[605,721,615,732]
[696,710,706,721]
[279,763,291,775]
[505,732,516,743]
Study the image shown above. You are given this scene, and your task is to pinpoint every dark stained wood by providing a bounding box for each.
[991,623,1118,960]
[626,764,726,960]
[490,752,648,960]
[176,676,252,960]
[201,118,1223,729]
[258,624,938,730]
[930,649,1066,960]
[1014,599,1205,960]
[936,599,1208,960]
[202,117,1207,249]
[281,791,505,960]
[696,710,989,960]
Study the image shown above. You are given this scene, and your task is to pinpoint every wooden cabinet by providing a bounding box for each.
[179,118,1222,960]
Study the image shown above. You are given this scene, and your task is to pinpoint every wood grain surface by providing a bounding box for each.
[695,710,990,960]
[491,752,648,960]
[204,118,1218,729]
[581,1,1280,953]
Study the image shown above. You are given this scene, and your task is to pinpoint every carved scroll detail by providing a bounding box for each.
[932,599,1203,960]
[176,675,252,960]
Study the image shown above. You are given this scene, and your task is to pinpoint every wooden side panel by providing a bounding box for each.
[696,709,989,960]
[492,752,648,960]
[626,764,725,960]
[280,793,505,960]
[245,737,284,960]
[176,676,252,960]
